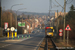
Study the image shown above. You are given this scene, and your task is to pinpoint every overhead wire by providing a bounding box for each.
[61,0,73,12]
[50,0,52,9]
[49,0,52,17]
[66,0,73,4]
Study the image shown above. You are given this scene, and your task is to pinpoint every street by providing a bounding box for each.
[0,29,45,50]
[0,0,75,50]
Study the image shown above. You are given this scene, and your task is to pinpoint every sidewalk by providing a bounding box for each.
[0,33,32,39]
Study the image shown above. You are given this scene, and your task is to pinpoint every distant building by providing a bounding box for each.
[55,11,68,18]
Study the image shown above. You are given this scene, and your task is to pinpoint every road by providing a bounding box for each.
[0,29,45,50]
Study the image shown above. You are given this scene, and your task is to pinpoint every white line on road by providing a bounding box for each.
[1,44,11,48]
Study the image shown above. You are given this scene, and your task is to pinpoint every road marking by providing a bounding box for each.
[1,44,11,48]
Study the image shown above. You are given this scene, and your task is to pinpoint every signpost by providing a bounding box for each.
[4,22,8,29]
[65,25,71,46]
[59,29,63,41]
[11,27,15,39]
[7,28,10,39]
[59,32,63,36]
[15,29,17,37]
[59,29,63,32]
[18,22,25,27]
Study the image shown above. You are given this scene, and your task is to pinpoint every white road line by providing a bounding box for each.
[1,44,11,48]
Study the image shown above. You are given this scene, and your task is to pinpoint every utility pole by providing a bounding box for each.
[57,10,58,34]
[54,0,66,42]
[0,0,2,27]
[0,1,2,36]
[49,0,51,26]
[63,0,66,42]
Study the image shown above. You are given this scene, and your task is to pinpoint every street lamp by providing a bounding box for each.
[10,4,23,27]
[16,8,26,29]
[11,4,23,11]
[16,8,26,34]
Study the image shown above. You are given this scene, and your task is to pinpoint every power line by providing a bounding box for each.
[66,0,73,4]
[55,0,73,12]
[50,0,52,9]
[61,0,73,12]
[49,0,52,17]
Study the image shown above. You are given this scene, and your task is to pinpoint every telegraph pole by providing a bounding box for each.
[0,0,1,27]
[49,0,51,26]
[63,0,66,42]
[57,10,58,34]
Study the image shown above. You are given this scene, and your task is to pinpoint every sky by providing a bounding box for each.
[1,0,75,13]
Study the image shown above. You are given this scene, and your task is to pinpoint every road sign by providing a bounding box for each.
[18,22,25,27]
[4,22,8,29]
[59,29,63,32]
[11,27,15,31]
[7,28,10,31]
[65,25,71,31]
[15,29,17,32]
[59,32,63,36]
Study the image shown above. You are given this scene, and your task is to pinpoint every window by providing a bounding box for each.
[47,29,53,32]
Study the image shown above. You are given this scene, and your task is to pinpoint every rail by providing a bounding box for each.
[46,38,48,50]
[50,37,59,50]
[46,37,59,50]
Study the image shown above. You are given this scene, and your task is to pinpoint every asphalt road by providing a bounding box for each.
[0,29,45,50]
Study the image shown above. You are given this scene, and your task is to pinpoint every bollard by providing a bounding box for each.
[15,32,17,37]
[12,32,13,39]
[7,32,9,38]
[13,36,15,40]
[18,36,19,39]
[22,35,23,39]
[25,35,27,38]
[29,35,30,38]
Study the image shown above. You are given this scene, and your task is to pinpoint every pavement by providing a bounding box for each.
[0,29,45,50]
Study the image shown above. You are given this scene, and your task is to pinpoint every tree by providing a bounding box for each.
[65,5,75,39]
[70,4,74,11]
[1,11,16,28]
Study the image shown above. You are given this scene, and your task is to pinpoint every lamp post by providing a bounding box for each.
[10,4,23,27]
[11,4,23,11]
[16,8,26,33]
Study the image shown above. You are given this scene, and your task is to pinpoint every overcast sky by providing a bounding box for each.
[1,0,75,13]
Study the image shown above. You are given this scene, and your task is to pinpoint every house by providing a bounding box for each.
[23,19,31,34]
[55,11,68,18]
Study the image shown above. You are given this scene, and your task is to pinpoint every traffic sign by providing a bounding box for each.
[15,29,17,32]
[18,22,25,27]
[65,25,71,31]
[5,29,7,31]
[7,28,10,31]
[59,32,63,36]
[4,22,8,29]
[11,27,15,31]
[59,29,63,32]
